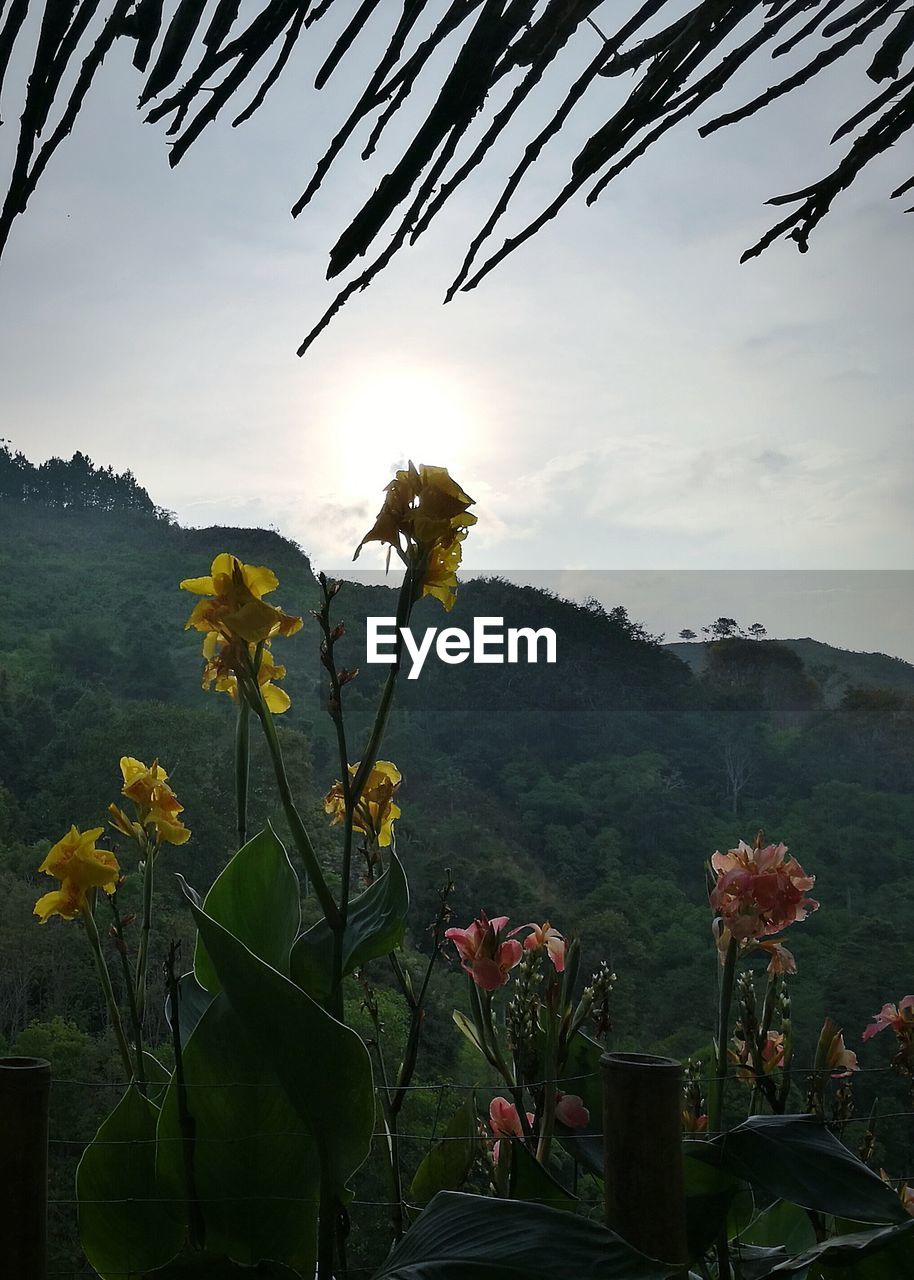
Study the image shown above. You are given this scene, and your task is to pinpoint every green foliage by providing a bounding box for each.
[194,826,301,993]
[372,1192,680,1279]
[717,1117,908,1226]
[290,853,409,1004]
[4,498,914,1276]
[409,1099,480,1208]
[156,995,319,1271]
[188,887,375,1205]
[77,1073,183,1280]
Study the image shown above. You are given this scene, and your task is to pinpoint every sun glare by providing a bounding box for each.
[328,365,477,499]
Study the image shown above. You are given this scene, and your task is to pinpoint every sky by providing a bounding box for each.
[1,4,912,654]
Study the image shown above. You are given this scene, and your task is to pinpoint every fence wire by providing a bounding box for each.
[38,1068,914,1278]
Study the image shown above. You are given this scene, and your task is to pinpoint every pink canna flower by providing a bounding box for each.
[863,997,914,1042]
[445,912,523,990]
[555,1092,589,1129]
[518,922,566,973]
[488,1096,534,1164]
[710,836,818,944]
[682,1110,709,1134]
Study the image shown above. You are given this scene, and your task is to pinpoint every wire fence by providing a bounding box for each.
[36,1067,914,1278]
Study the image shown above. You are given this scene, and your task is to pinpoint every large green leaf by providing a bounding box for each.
[194,826,301,994]
[290,853,408,1003]
[743,1200,818,1254]
[371,1191,682,1279]
[682,1140,743,1259]
[166,971,214,1047]
[718,1117,908,1225]
[156,994,319,1272]
[409,1098,480,1209]
[507,1138,578,1209]
[77,1063,184,1280]
[757,1218,914,1276]
[187,892,374,1202]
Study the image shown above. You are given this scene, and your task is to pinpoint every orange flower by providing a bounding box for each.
[711,836,817,943]
[518,922,566,973]
[815,1018,858,1078]
[729,1031,785,1085]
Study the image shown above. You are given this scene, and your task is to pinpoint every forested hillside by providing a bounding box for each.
[2,454,913,1271]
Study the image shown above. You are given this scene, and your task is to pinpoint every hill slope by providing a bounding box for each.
[4,492,914,1271]
[668,638,914,704]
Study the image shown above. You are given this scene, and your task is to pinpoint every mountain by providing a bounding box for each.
[668,638,914,705]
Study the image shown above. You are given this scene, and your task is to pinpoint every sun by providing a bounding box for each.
[326,364,477,500]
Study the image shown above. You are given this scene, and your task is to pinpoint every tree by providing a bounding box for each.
[747,622,768,641]
[1,2,912,353]
[679,629,697,642]
[703,617,740,641]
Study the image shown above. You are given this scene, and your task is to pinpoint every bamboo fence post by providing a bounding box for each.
[601,1051,688,1267]
[0,1056,51,1279]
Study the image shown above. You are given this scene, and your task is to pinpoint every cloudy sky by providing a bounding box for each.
[1,4,912,651]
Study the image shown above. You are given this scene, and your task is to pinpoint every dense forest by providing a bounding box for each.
[1,450,913,1274]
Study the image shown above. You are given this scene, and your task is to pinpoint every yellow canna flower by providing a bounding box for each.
[115,756,190,847]
[357,462,476,555]
[34,825,120,923]
[201,633,291,714]
[355,463,476,611]
[181,553,302,646]
[324,760,401,848]
[422,531,466,612]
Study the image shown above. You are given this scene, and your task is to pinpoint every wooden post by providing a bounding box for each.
[0,1056,50,1280]
[601,1051,688,1267]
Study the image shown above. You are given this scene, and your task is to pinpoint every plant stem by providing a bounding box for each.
[83,901,134,1082]
[165,942,205,1251]
[235,698,250,848]
[134,839,155,1026]
[710,936,738,1280]
[107,893,146,1095]
[536,984,559,1162]
[350,561,419,804]
[709,936,739,1135]
[251,683,340,929]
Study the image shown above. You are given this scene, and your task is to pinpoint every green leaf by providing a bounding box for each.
[451,1009,486,1057]
[371,1191,682,1278]
[156,994,319,1272]
[718,1117,909,1225]
[290,853,408,1003]
[409,1098,480,1209]
[682,1140,743,1260]
[507,1138,578,1210]
[194,825,301,995]
[743,1200,818,1254]
[728,1244,790,1279]
[166,971,213,1047]
[187,891,374,1203]
[77,1068,183,1280]
[758,1218,914,1276]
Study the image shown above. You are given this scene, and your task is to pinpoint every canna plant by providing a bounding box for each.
[28,465,914,1279]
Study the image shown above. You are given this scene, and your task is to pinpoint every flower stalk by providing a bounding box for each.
[82,899,134,1083]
